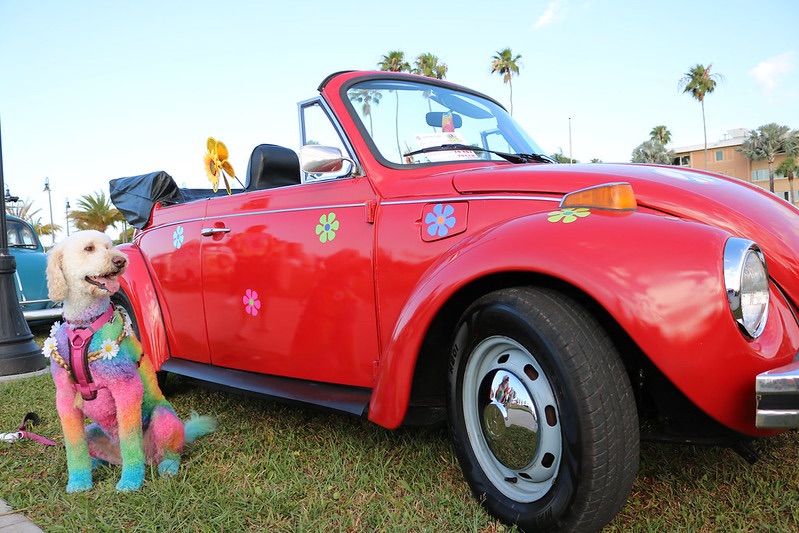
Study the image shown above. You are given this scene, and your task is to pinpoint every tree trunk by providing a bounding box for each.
[701,99,708,170]
[368,112,373,138]
[789,173,795,204]
[768,158,775,193]
[509,78,514,116]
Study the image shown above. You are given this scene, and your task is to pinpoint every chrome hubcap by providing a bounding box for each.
[463,336,562,502]
[480,370,540,469]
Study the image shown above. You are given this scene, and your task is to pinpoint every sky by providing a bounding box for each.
[1,0,798,240]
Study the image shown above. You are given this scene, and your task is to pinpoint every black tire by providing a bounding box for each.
[111,290,170,392]
[447,287,639,532]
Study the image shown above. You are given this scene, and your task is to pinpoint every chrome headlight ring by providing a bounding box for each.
[723,238,769,339]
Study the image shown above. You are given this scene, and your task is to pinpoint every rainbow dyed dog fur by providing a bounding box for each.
[46,231,215,492]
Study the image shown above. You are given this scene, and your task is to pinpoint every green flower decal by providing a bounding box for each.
[547,207,591,224]
[315,212,340,243]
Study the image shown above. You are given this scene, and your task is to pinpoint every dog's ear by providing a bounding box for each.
[46,245,67,302]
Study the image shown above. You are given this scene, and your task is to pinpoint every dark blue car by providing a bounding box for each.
[6,214,61,323]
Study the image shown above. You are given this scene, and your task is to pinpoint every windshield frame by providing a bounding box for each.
[339,74,539,171]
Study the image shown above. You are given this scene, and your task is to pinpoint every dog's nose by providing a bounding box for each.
[113,256,127,269]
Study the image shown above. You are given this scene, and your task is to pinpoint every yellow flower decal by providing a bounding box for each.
[547,208,591,224]
[204,137,238,194]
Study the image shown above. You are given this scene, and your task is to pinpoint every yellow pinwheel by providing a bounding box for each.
[204,137,238,194]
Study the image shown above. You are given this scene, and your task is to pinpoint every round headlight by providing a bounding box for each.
[723,238,769,338]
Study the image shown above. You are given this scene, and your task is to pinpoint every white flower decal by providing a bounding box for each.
[42,337,58,359]
[99,340,120,361]
[172,226,185,249]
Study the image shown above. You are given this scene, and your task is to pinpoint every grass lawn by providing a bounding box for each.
[1,328,798,531]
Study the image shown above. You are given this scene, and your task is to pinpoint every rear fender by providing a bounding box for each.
[117,244,170,369]
[368,210,799,436]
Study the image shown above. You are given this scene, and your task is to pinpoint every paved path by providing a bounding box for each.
[0,500,43,532]
[0,368,48,384]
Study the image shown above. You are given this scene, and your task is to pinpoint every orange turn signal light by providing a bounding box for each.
[560,182,637,211]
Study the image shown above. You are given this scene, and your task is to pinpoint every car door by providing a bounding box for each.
[137,199,211,363]
[200,176,379,387]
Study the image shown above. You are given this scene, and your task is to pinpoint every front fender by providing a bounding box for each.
[117,244,170,369]
[368,210,799,435]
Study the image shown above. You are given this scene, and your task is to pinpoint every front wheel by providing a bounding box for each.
[448,287,639,532]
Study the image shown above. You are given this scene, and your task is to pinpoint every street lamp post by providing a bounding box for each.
[568,116,574,164]
[65,199,71,236]
[44,177,55,246]
[0,117,47,376]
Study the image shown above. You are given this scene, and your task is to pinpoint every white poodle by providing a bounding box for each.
[45,230,214,492]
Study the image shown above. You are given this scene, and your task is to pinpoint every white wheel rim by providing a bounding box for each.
[462,335,563,502]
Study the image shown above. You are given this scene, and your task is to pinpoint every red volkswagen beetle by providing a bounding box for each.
[110,71,799,531]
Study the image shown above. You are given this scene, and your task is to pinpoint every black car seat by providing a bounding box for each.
[246,144,301,191]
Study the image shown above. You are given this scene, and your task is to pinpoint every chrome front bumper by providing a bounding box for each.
[756,360,799,428]
[21,305,62,322]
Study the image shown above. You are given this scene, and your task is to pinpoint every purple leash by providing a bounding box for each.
[0,412,57,446]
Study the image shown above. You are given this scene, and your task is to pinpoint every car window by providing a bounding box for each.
[300,102,351,181]
[6,220,38,248]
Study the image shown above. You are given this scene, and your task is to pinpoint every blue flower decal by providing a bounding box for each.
[172,226,184,249]
[425,204,456,237]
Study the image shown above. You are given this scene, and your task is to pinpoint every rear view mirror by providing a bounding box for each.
[426,112,463,129]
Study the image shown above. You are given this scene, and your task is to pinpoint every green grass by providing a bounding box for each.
[2,328,798,531]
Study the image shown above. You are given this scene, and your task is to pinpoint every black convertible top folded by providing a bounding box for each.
[109,171,182,229]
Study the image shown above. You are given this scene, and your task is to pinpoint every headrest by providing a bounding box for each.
[246,144,301,191]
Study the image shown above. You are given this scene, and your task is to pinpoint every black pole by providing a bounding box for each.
[0,116,47,376]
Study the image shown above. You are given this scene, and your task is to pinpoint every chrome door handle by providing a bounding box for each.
[200,227,231,237]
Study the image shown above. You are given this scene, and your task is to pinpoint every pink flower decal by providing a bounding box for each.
[243,289,261,316]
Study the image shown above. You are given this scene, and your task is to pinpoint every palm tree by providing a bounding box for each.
[491,48,522,115]
[4,198,60,237]
[776,156,798,204]
[378,51,412,160]
[650,125,672,145]
[348,89,383,137]
[679,64,722,169]
[31,218,62,237]
[631,140,674,164]
[69,191,124,232]
[739,123,798,193]
[413,53,448,79]
[378,50,411,73]
[4,198,38,219]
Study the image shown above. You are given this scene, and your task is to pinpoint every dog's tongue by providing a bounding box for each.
[91,275,120,294]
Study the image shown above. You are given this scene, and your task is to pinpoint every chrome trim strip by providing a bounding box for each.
[756,360,799,394]
[756,409,799,429]
[756,360,799,428]
[138,203,367,237]
[23,308,63,321]
[382,195,560,206]
[18,298,53,305]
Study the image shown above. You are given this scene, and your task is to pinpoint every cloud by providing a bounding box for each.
[533,0,563,30]
[749,51,794,94]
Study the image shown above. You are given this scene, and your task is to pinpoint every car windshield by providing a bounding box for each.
[345,79,545,166]
[6,219,39,248]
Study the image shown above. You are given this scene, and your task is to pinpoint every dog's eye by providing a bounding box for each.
[84,244,95,252]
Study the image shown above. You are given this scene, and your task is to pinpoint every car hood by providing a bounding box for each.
[10,248,49,301]
[453,163,799,305]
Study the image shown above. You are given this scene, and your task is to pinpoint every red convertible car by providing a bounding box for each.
[110,71,799,532]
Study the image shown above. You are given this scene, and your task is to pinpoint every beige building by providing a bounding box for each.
[672,128,796,204]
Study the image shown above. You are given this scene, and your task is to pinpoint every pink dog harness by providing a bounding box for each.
[66,305,115,401]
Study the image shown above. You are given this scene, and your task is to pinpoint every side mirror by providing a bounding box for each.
[299,145,360,177]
